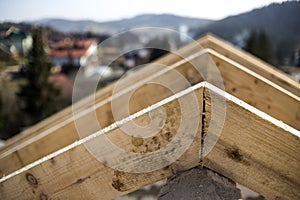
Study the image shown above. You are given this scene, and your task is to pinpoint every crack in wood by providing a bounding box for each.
[200,89,208,167]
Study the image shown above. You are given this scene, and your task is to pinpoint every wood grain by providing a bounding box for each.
[1,83,299,199]
[203,85,300,200]
[208,49,300,130]
[198,33,300,96]
[0,85,204,200]
[1,47,299,177]
[4,33,299,155]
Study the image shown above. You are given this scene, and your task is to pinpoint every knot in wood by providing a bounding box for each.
[25,173,38,186]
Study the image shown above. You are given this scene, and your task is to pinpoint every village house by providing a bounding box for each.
[49,38,99,70]
[0,26,32,59]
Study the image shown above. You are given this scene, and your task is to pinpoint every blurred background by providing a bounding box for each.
[0,1,299,198]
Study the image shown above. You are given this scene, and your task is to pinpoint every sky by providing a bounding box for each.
[0,0,287,22]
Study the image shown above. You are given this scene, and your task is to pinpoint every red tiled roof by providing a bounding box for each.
[49,73,73,99]
[49,38,98,58]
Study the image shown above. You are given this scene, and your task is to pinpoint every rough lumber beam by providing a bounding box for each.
[4,33,299,155]
[0,82,299,200]
[2,32,299,155]
[203,85,300,200]
[198,33,300,96]
[1,48,299,177]
[207,49,300,130]
[0,84,205,199]
[0,51,207,177]
[0,39,204,167]
[0,42,203,158]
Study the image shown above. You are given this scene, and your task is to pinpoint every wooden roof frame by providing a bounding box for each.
[0,82,299,199]
[0,34,299,199]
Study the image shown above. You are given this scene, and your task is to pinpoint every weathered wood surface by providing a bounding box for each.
[1,47,299,178]
[0,51,207,177]
[0,40,201,151]
[198,33,300,96]
[0,43,203,161]
[0,85,204,200]
[202,85,300,200]
[3,33,299,156]
[1,82,299,200]
[208,49,300,130]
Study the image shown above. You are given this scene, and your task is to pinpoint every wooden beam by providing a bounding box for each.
[198,33,300,96]
[3,33,299,155]
[202,85,300,199]
[1,47,299,177]
[0,82,114,156]
[1,37,205,151]
[0,52,206,177]
[0,43,201,157]
[0,84,205,199]
[207,49,300,130]
[1,82,299,199]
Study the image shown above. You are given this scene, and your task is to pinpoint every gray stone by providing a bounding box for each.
[158,167,241,200]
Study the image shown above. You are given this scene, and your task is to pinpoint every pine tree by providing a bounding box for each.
[18,28,60,123]
[245,30,258,54]
[245,29,273,64]
[0,81,23,139]
[257,30,273,63]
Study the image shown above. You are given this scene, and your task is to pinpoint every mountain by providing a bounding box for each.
[192,1,300,64]
[32,14,213,34]
[34,18,101,33]
[28,2,300,65]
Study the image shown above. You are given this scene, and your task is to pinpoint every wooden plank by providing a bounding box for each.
[198,33,300,96]
[0,83,114,154]
[0,51,206,177]
[5,32,298,152]
[0,42,203,156]
[0,84,205,200]
[207,49,300,130]
[3,33,299,155]
[1,48,299,177]
[1,82,299,199]
[1,33,299,174]
[202,84,300,200]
